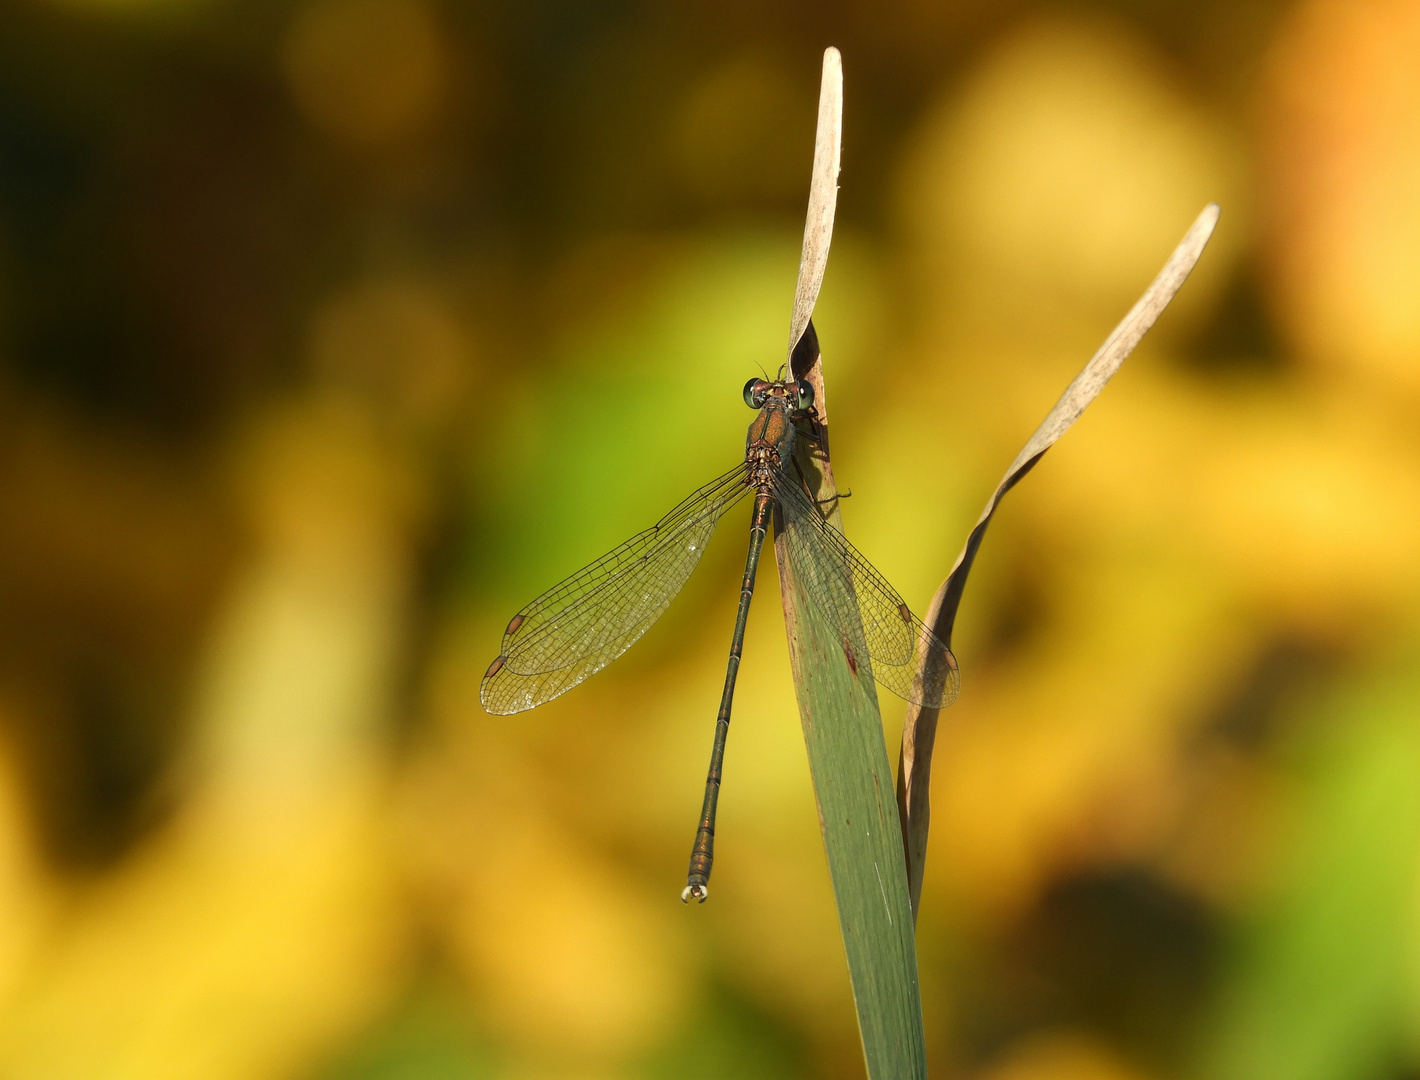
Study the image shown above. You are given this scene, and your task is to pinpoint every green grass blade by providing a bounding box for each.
[774,361,926,1080]
[777,47,924,1079]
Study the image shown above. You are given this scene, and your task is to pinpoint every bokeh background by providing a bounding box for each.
[0,0,1418,1077]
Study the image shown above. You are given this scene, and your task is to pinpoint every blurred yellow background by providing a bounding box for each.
[0,0,1417,1078]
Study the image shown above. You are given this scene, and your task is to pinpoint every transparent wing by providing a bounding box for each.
[775,472,960,708]
[481,463,751,715]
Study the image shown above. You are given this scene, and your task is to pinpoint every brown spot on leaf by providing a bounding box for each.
[843,639,858,677]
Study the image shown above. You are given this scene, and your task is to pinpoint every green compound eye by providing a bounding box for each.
[743,378,768,408]
[796,380,815,410]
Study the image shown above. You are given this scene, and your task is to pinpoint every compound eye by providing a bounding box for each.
[743,378,769,408]
[796,379,815,410]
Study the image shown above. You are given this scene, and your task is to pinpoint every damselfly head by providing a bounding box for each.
[742,377,814,412]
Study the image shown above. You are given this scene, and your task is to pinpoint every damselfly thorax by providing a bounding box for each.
[742,377,807,494]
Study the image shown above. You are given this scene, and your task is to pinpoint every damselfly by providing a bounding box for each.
[480,344,959,902]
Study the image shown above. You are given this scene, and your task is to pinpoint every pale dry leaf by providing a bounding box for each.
[787,47,843,360]
[896,203,1221,921]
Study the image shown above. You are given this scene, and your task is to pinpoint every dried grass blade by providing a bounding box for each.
[896,202,1222,920]
[787,47,842,360]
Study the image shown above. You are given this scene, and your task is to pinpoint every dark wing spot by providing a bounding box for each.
[484,656,506,678]
[506,614,526,636]
[898,603,911,625]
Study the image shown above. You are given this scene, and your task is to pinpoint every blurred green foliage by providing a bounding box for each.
[0,1,1419,1080]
